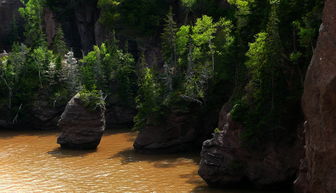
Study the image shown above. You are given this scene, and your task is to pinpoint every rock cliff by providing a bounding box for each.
[0,0,22,51]
[133,105,200,153]
[73,0,99,54]
[133,102,217,153]
[198,104,301,188]
[43,8,57,46]
[57,93,105,149]
[294,0,336,192]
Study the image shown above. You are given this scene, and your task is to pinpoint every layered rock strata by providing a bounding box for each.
[57,93,105,149]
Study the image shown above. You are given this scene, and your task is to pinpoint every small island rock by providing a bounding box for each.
[57,93,105,149]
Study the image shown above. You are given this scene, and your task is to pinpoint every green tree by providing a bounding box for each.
[98,0,169,36]
[51,26,68,56]
[161,7,178,92]
[134,67,162,130]
[231,2,288,147]
[176,15,233,101]
[0,43,60,124]
[180,0,196,23]
[80,42,136,104]
[19,0,47,48]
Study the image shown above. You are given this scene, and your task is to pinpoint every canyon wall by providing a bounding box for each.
[0,0,22,51]
[295,0,336,192]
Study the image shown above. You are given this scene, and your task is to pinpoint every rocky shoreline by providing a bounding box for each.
[0,0,332,192]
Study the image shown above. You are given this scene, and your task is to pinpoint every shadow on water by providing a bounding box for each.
[190,185,294,193]
[47,147,97,158]
[180,171,205,185]
[0,129,59,139]
[189,182,294,193]
[0,128,134,139]
[110,148,200,168]
[46,129,135,159]
[125,131,138,142]
[109,129,200,168]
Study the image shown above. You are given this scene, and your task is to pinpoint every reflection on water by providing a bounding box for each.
[0,130,292,193]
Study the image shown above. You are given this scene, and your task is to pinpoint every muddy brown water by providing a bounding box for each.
[0,130,292,193]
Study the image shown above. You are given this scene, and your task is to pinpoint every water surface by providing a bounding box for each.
[0,130,291,192]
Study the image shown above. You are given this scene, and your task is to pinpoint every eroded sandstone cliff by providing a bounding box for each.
[294,0,336,192]
[198,104,301,188]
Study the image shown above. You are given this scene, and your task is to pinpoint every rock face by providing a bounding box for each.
[0,1,59,50]
[43,8,57,46]
[57,93,105,149]
[46,1,100,55]
[105,106,136,130]
[31,93,65,130]
[134,107,198,153]
[294,1,336,192]
[133,103,216,153]
[104,82,136,130]
[74,0,99,53]
[198,104,301,188]
[0,0,23,51]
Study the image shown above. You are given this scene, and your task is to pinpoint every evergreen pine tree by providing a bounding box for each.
[161,7,178,92]
[161,7,178,68]
[51,26,68,56]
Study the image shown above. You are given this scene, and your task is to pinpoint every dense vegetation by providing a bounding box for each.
[0,0,323,148]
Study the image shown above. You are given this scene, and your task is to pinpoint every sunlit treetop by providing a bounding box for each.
[227,0,255,14]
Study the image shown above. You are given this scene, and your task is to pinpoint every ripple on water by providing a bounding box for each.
[0,131,292,193]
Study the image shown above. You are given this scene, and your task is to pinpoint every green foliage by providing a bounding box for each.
[51,26,68,56]
[98,0,169,36]
[180,0,196,8]
[161,8,178,93]
[78,88,105,111]
[79,45,106,91]
[289,51,302,63]
[0,42,75,123]
[19,0,47,48]
[214,127,221,133]
[161,7,178,65]
[134,67,162,130]
[133,14,234,131]
[80,42,136,105]
[228,0,255,14]
[230,3,296,148]
[245,32,268,81]
[192,15,217,46]
[176,16,234,101]
[179,0,231,20]
[176,25,191,56]
[0,0,324,143]
[1,0,76,123]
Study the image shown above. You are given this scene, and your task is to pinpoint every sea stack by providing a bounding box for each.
[57,92,105,149]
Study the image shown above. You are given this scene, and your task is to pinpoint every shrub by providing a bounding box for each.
[80,42,136,105]
[78,88,105,111]
[133,67,162,130]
